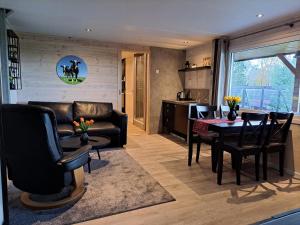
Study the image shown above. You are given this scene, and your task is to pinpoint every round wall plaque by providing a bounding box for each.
[56,55,88,85]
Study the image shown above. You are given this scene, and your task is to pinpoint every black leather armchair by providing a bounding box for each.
[0,104,91,209]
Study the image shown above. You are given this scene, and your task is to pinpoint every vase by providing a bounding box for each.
[80,132,89,144]
[227,109,237,121]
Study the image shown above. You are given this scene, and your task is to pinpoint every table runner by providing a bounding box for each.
[193,118,243,135]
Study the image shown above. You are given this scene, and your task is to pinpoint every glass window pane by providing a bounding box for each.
[229,53,295,112]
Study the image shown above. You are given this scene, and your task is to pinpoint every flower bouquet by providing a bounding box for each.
[73,117,94,144]
[224,96,241,121]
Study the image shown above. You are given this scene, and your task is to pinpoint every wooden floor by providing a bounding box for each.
[81,124,300,225]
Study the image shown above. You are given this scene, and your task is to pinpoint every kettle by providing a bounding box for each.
[177,91,186,100]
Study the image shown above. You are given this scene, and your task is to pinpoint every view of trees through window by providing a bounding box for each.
[229,54,296,112]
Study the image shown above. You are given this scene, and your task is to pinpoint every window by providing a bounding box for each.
[229,41,300,112]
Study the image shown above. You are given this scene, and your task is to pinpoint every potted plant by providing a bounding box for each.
[224,96,241,121]
[73,117,94,144]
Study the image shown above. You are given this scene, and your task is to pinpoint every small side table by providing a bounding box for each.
[60,135,111,173]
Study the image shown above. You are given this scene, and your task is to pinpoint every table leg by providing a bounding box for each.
[188,141,193,166]
[217,132,224,185]
[87,156,91,173]
[188,119,193,166]
[96,149,101,160]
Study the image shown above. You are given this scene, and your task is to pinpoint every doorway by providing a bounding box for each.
[121,51,148,130]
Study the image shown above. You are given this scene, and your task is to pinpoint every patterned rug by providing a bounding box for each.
[8,149,175,225]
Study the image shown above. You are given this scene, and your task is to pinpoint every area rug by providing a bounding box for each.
[8,149,175,225]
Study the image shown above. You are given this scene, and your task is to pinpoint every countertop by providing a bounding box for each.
[162,99,199,106]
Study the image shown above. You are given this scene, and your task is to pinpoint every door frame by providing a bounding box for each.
[133,53,147,130]
[118,50,150,133]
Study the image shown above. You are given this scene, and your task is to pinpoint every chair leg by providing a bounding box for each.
[217,149,224,185]
[263,152,268,180]
[279,150,285,176]
[231,153,236,170]
[188,141,193,166]
[236,154,242,185]
[211,143,217,173]
[255,153,260,181]
[196,141,201,163]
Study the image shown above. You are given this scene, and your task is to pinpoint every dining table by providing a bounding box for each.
[188,117,268,183]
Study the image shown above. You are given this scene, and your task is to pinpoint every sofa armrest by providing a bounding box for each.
[112,110,128,146]
[57,145,91,171]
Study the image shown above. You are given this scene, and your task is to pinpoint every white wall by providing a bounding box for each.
[18,34,119,106]
[17,33,150,108]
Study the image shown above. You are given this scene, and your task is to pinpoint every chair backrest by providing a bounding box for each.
[0,104,65,194]
[265,112,294,145]
[196,105,217,119]
[238,112,269,147]
[219,104,230,119]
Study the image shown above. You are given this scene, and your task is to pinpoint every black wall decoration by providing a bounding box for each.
[7,29,21,90]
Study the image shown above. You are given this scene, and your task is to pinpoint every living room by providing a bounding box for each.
[1,1,300,225]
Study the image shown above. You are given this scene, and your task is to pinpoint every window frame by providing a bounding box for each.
[227,51,298,113]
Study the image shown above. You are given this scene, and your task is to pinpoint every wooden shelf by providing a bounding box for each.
[178,66,211,72]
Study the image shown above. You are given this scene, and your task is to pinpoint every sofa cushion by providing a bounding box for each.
[57,124,75,137]
[28,101,73,124]
[73,101,113,121]
[75,121,120,136]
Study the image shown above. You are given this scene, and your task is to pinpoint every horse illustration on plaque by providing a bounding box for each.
[56,55,88,85]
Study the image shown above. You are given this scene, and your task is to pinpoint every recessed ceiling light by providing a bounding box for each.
[256,13,264,18]
[85,28,93,32]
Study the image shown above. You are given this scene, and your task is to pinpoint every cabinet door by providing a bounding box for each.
[163,103,174,132]
[173,104,188,136]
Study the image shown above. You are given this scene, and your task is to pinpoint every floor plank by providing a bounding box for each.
[79,124,300,225]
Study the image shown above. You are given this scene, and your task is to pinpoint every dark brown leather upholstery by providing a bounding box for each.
[28,101,73,124]
[75,121,120,135]
[57,124,75,137]
[73,101,113,121]
[28,101,128,147]
[0,104,90,195]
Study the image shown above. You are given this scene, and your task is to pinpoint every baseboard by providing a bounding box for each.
[267,161,300,179]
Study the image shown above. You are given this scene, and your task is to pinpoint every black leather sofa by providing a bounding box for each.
[28,101,128,147]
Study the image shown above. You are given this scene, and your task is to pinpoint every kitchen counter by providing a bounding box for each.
[162,100,207,142]
[162,99,198,106]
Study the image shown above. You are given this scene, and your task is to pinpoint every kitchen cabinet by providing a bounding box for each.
[162,100,195,140]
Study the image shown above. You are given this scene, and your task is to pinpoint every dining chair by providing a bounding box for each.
[262,112,294,180]
[219,104,230,119]
[217,112,269,185]
[193,105,219,172]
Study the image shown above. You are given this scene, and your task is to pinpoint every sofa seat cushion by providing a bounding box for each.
[57,124,75,137]
[75,121,120,136]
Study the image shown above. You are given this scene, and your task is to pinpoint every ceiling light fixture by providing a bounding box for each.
[85,28,93,32]
[256,13,264,18]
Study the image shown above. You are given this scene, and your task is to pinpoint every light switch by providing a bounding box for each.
[155,69,160,74]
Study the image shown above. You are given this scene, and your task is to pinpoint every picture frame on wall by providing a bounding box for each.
[56,55,88,85]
